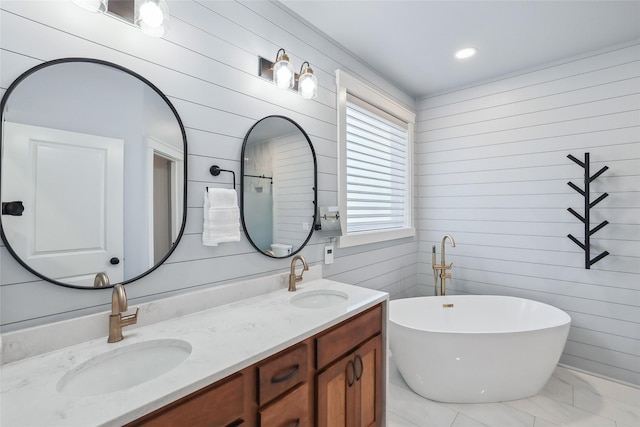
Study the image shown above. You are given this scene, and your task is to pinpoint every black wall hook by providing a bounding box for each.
[566,152,610,269]
[2,201,24,216]
[209,165,236,189]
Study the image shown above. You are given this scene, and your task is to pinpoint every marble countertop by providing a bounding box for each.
[0,279,387,426]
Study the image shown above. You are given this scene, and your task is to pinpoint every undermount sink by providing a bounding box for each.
[57,339,192,396]
[290,289,348,309]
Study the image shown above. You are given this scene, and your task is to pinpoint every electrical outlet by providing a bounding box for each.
[324,245,334,264]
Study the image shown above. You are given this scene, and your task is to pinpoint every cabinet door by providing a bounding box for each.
[316,351,357,427]
[354,335,383,427]
[317,334,383,427]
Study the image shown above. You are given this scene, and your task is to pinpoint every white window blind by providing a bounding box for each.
[345,94,410,234]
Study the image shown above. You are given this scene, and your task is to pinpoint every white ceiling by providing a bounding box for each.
[279,1,640,99]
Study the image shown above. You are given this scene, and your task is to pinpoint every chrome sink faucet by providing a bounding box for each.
[288,255,309,292]
[432,234,456,296]
[108,284,139,343]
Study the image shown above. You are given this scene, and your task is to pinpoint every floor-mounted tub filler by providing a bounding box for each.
[389,295,571,403]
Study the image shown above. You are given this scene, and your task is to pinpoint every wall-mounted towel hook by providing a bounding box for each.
[210,165,236,189]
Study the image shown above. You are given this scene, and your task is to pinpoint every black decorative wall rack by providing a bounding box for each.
[566,152,609,269]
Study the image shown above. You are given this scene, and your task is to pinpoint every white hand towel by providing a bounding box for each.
[208,207,239,224]
[208,188,237,208]
[203,188,241,246]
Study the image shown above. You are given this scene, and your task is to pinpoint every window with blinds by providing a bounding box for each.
[345,95,410,234]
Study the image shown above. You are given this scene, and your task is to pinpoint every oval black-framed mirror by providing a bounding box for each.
[0,58,187,289]
[240,115,317,258]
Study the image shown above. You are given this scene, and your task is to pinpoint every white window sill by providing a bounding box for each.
[338,227,415,248]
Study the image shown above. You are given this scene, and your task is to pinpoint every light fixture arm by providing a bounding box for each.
[274,48,287,64]
[298,61,311,76]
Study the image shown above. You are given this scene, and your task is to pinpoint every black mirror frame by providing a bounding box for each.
[240,115,317,258]
[0,57,188,289]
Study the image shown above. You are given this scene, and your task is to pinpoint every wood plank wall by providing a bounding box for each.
[0,0,418,332]
[417,41,640,385]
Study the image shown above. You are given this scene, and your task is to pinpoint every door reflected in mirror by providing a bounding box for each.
[0,59,187,288]
[241,116,316,257]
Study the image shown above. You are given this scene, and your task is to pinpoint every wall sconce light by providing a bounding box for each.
[272,48,295,90]
[259,49,318,100]
[135,0,169,37]
[71,0,169,37]
[298,62,317,100]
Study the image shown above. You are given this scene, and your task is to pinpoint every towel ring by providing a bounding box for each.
[209,165,236,189]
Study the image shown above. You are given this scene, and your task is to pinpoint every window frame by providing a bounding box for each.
[336,69,415,248]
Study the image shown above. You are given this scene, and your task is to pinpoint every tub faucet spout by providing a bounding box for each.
[433,234,456,295]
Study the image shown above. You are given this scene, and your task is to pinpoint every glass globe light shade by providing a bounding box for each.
[273,54,294,90]
[135,0,169,37]
[298,68,318,100]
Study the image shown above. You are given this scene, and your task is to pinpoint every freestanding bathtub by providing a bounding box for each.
[389,295,571,403]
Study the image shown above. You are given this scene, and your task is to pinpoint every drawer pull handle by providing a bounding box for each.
[347,359,356,387]
[271,364,300,384]
[354,355,364,381]
[226,418,244,427]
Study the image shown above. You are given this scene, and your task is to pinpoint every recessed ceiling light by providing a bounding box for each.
[455,47,477,59]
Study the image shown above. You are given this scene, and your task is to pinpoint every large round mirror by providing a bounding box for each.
[0,58,187,289]
[241,116,316,258]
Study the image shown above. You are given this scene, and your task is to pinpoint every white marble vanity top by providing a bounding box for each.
[0,278,387,426]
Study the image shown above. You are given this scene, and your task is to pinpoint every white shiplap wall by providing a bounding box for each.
[0,0,417,331]
[417,41,640,385]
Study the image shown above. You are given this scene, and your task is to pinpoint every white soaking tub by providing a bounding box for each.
[389,295,571,403]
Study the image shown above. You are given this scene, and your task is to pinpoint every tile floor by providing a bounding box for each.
[387,355,640,427]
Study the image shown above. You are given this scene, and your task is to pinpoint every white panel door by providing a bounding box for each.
[2,122,124,286]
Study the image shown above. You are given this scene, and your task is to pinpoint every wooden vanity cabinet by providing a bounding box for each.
[125,369,253,427]
[316,305,383,427]
[256,341,314,427]
[127,303,383,427]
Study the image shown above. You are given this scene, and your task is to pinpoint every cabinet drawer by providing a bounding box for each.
[316,304,382,370]
[259,382,311,427]
[126,372,245,427]
[258,342,308,405]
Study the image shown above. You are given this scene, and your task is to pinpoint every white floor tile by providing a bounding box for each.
[539,374,573,405]
[532,417,561,427]
[449,413,489,427]
[445,402,534,427]
[387,383,458,427]
[553,366,640,406]
[388,411,421,427]
[573,384,640,426]
[505,394,616,427]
